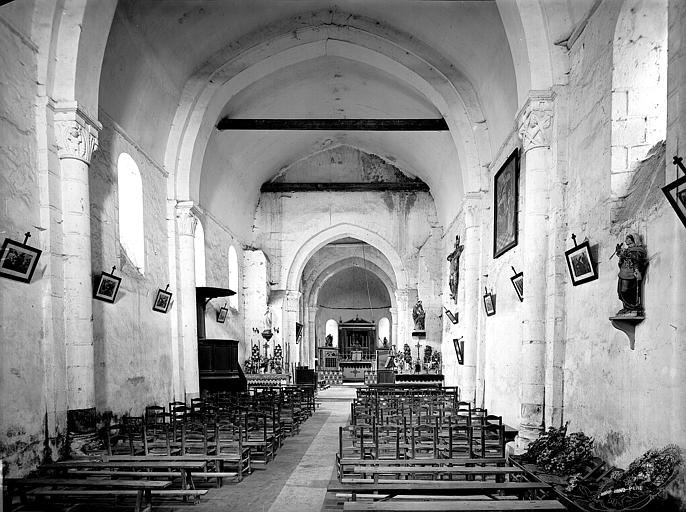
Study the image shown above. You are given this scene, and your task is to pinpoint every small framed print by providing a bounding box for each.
[153,288,172,313]
[217,304,228,323]
[0,237,42,283]
[444,307,458,325]
[564,240,598,286]
[94,271,121,303]
[453,338,464,365]
[662,173,686,229]
[483,291,496,316]
[510,271,524,302]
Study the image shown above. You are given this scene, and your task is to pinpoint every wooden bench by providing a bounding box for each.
[337,455,508,480]
[328,480,555,501]
[104,454,248,484]
[342,499,567,511]
[350,465,525,482]
[41,459,207,494]
[4,477,170,512]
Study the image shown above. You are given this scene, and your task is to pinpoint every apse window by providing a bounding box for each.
[117,153,145,273]
[194,219,206,287]
[228,245,238,309]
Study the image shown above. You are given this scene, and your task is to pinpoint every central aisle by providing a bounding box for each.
[190,385,356,512]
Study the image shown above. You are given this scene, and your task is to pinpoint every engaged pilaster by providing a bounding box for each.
[460,192,483,405]
[515,91,555,450]
[175,200,199,400]
[54,104,100,428]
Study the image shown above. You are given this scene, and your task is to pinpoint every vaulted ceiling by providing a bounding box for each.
[98,0,595,238]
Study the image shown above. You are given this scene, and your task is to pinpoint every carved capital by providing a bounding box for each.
[517,92,555,153]
[54,104,101,164]
[175,200,198,236]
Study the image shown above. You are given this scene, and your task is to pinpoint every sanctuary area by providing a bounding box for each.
[0,0,685,511]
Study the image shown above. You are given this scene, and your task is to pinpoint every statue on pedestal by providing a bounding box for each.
[614,233,648,316]
[412,299,425,331]
[263,305,272,333]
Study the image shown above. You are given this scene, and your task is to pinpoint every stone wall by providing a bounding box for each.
[554,0,684,468]
[90,116,173,415]
[0,9,47,476]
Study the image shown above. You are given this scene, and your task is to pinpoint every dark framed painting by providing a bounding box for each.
[453,338,464,365]
[493,148,520,258]
[217,304,228,323]
[510,271,524,302]
[662,173,686,229]
[0,237,42,283]
[153,288,172,313]
[483,291,496,316]
[444,307,458,324]
[564,240,598,286]
[94,271,121,303]
[295,322,303,344]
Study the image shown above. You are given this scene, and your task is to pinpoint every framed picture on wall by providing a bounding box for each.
[662,173,686,229]
[94,270,121,303]
[0,237,42,283]
[564,240,598,286]
[510,271,524,302]
[483,290,496,316]
[153,287,172,313]
[217,304,228,323]
[493,148,520,258]
[453,338,464,365]
[444,307,458,324]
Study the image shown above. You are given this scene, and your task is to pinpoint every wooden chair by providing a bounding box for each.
[122,416,148,456]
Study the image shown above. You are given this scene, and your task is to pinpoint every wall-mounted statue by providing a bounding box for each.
[615,233,648,316]
[412,299,425,331]
[325,333,333,347]
[447,235,464,304]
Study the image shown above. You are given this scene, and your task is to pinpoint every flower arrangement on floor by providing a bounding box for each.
[524,423,595,475]
[589,445,682,511]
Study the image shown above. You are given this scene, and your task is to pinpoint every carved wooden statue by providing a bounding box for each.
[447,235,464,303]
[615,233,648,316]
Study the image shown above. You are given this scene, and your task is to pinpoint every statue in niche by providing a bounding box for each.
[325,333,333,347]
[614,233,648,316]
[447,235,464,304]
[382,337,388,348]
[412,300,425,331]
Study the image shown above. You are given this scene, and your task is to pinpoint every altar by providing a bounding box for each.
[339,361,373,382]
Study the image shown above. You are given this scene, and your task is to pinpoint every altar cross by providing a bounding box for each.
[415,341,422,361]
[263,341,270,359]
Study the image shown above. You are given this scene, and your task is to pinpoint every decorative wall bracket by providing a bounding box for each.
[609,315,645,350]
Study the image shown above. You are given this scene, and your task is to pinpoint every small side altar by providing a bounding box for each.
[339,361,373,381]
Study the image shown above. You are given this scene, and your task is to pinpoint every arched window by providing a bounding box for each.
[194,220,206,287]
[611,0,667,206]
[228,245,238,309]
[378,317,390,345]
[325,319,338,347]
[117,153,144,273]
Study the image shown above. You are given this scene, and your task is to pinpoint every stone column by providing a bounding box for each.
[394,289,412,353]
[389,307,398,350]
[175,201,199,400]
[460,192,483,405]
[308,305,318,367]
[284,290,303,367]
[54,104,100,429]
[515,92,554,450]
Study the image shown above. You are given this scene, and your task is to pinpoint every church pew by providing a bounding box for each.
[342,500,567,511]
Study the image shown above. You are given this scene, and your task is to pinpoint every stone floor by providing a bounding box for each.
[9,386,357,512]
